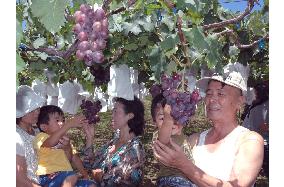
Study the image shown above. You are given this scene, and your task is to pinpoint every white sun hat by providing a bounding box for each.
[16,85,46,118]
[196,62,249,94]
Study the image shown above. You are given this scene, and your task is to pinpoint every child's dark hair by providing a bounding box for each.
[114,96,145,136]
[36,105,64,132]
[151,93,167,122]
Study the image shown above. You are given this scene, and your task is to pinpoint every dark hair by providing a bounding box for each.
[36,105,64,132]
[114,96,145,136]
[16,118,22,125]
[150,93,166,122]
[254,83,269,104]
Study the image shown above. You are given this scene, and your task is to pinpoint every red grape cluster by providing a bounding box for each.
[89,65,110,86]
[150,84,162,98]
[161,73,201,125]
[73,4,108,66]
[80,99,102,125]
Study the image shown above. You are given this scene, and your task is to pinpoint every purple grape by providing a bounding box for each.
[80,99,102,125]
[93,51,104,63]
[73,4,109,64]
[94,8,106,21]
[78,41,90,51]
[161,72,201,126]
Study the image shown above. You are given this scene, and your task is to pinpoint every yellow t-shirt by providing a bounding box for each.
[152,130,194,178]
[33,132,73,175]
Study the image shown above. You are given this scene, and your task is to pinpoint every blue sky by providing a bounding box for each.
[219,0,264,12]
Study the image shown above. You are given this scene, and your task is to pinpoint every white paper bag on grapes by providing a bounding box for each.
[107,64,134,101]
[93,87,108,112]
[32,79,48,100]
[58,81,83,114]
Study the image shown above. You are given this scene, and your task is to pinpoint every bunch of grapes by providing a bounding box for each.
[73,4,109,66]
[90,65,110,86]
[150,84,162,98]
[80,99,102,125]
[161,73,201,125]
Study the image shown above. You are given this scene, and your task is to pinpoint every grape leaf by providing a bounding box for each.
[165,61,177,75]
[16,53,26,74]
[122,22,142,35]
[16,19,23,48]
[205,34,222,69]
[183,26,209,53]
[124,43,138,51]
[160,34,179,52]
[32,37,46,49]
[247,12,266,36]
[161,14,175,31]
[137,16,154,32]
[149,46,166,79]
[31,0,69,33]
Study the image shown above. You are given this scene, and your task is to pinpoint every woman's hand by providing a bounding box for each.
[82,124,95,149]
[153,138,190,169]
[92,168,103,182]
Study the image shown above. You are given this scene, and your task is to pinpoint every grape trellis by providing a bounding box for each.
[16,0,269,92]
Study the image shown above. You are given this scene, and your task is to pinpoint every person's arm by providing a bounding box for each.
[16,155,41,187]
[154,131,264,187]
[72,154,90,179]
[42,115,88,148]
[158,104,174,144]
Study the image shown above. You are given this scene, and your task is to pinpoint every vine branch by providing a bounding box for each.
[216,29,269,49]
[203,0,256,31]
[24,39,80,60]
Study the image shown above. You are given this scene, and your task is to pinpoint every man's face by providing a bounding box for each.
[205,80,243,121]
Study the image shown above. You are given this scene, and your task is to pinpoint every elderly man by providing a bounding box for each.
[153,62,264,187]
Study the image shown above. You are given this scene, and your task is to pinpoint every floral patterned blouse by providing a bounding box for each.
[82,131,145,187]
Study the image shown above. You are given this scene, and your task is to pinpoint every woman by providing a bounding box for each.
[153,63,264,187]
[82,96,146,187]
[16,85,46,186]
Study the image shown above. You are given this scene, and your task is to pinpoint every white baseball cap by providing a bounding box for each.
[196,62,249,94]
[16,85,46,118]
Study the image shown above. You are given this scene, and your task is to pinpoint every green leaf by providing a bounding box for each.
[137,16,154,32]
[161,15,175,31]
[247,12,266,36]
[183,26,209,53]
[32,37,46,49]
[149,46,166,79]
[165,61,177,75]
[16,19,23,48]
[138,35,149,46]
[205,34,222,68]
[124,43,138,51]
[160,34,178,52]
[31,0,69,33]
[122,22,142,35]
[16,53,26,74]
[229,45,240,56]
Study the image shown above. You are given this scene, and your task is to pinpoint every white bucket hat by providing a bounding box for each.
[16,85,46,118]
[196,62,249,94]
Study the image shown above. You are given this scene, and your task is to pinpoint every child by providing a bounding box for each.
[151,93,194,187]
[33,105,96,187]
